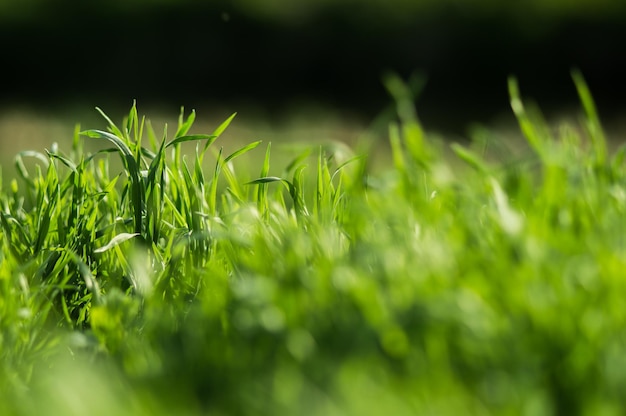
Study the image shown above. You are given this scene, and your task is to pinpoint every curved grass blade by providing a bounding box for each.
[94,232,140,254]
[224,140,262,164]
[175,108,196,138]
[212,112,237,137]
[450,142,490,174]
[95,107,125,139]
[81,129,133,158]
[246,176,289,185]
[284,148,312,176]
[126,101,139,141]
[508,77,546,158]
[166,134,216,148]
[15,150,49,190]
[82,129,144,235]
[571,69,607,165]
[47,151,78,173]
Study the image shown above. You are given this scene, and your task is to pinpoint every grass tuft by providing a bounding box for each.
[1,76,626,415]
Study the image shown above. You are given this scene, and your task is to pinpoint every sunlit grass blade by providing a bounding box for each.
[224,140,262,164]
[246,176,289,185]
[15,150,49,190]
[255,143,272,212]
[450,142,490,174]
[384,72,429,167]
[46,151,77,173]
[81,129,134,158]
[175,108,196,138]
[81,129,144,236]
[315,147,334,218]
[0,212,33,259]
[283,147,312,176]
[95,106,125,139]
[388,122,406,177]
[167,134,216,148]
[508,76,546,158]
[571,68,607,166]
[291,165,309,220]
[34,184,57,254]
[208,112,237,143]
[94,232,141,254]
[125,101,140,143]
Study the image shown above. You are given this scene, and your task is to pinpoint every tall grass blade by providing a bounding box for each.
[256,143,272,212]
[450,142,490,174]
[508,77,545,158]
[175,108,195,138]
[571,69,607,166]
[126,101,139,142]
[211,112,237,138]
[95,107,125,139]
[81,129,144,236]
[384,72,428,166]
[223,140,262,164]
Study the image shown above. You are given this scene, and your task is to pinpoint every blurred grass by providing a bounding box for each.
[2,0,625,22]
[3,73,626,414]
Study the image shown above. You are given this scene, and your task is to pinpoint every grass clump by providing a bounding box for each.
[2,72,626,415]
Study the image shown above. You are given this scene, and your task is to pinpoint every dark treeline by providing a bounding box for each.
[2,1,626,133]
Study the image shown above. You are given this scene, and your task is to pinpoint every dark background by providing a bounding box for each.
[2,0,626,134]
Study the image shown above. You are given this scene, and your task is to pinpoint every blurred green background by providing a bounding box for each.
[1,0,626,155]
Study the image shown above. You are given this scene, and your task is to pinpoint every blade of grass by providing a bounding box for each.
[450,142,490,174]
[81,129,145,236]
[205,113,237,153]
[175,108,196,138]
[95,107,125,139]
[508,77,546,159]
[256,143,272,212]
[94,232,140,254]
[571,69,607,166]
[224,140,262,164]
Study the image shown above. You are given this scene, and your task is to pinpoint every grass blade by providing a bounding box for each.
[571,68,607,166]
[95,107,125,138]
[223,140,262,164]
[167,134,216,148]
[94,232,140,254]
[508,77,546,158]
[212,112,237,137]
[175,108,196,138]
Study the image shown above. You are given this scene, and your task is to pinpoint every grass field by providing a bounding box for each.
[1,72,626,415]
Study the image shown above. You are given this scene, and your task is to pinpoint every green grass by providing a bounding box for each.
[2,72,626,415]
